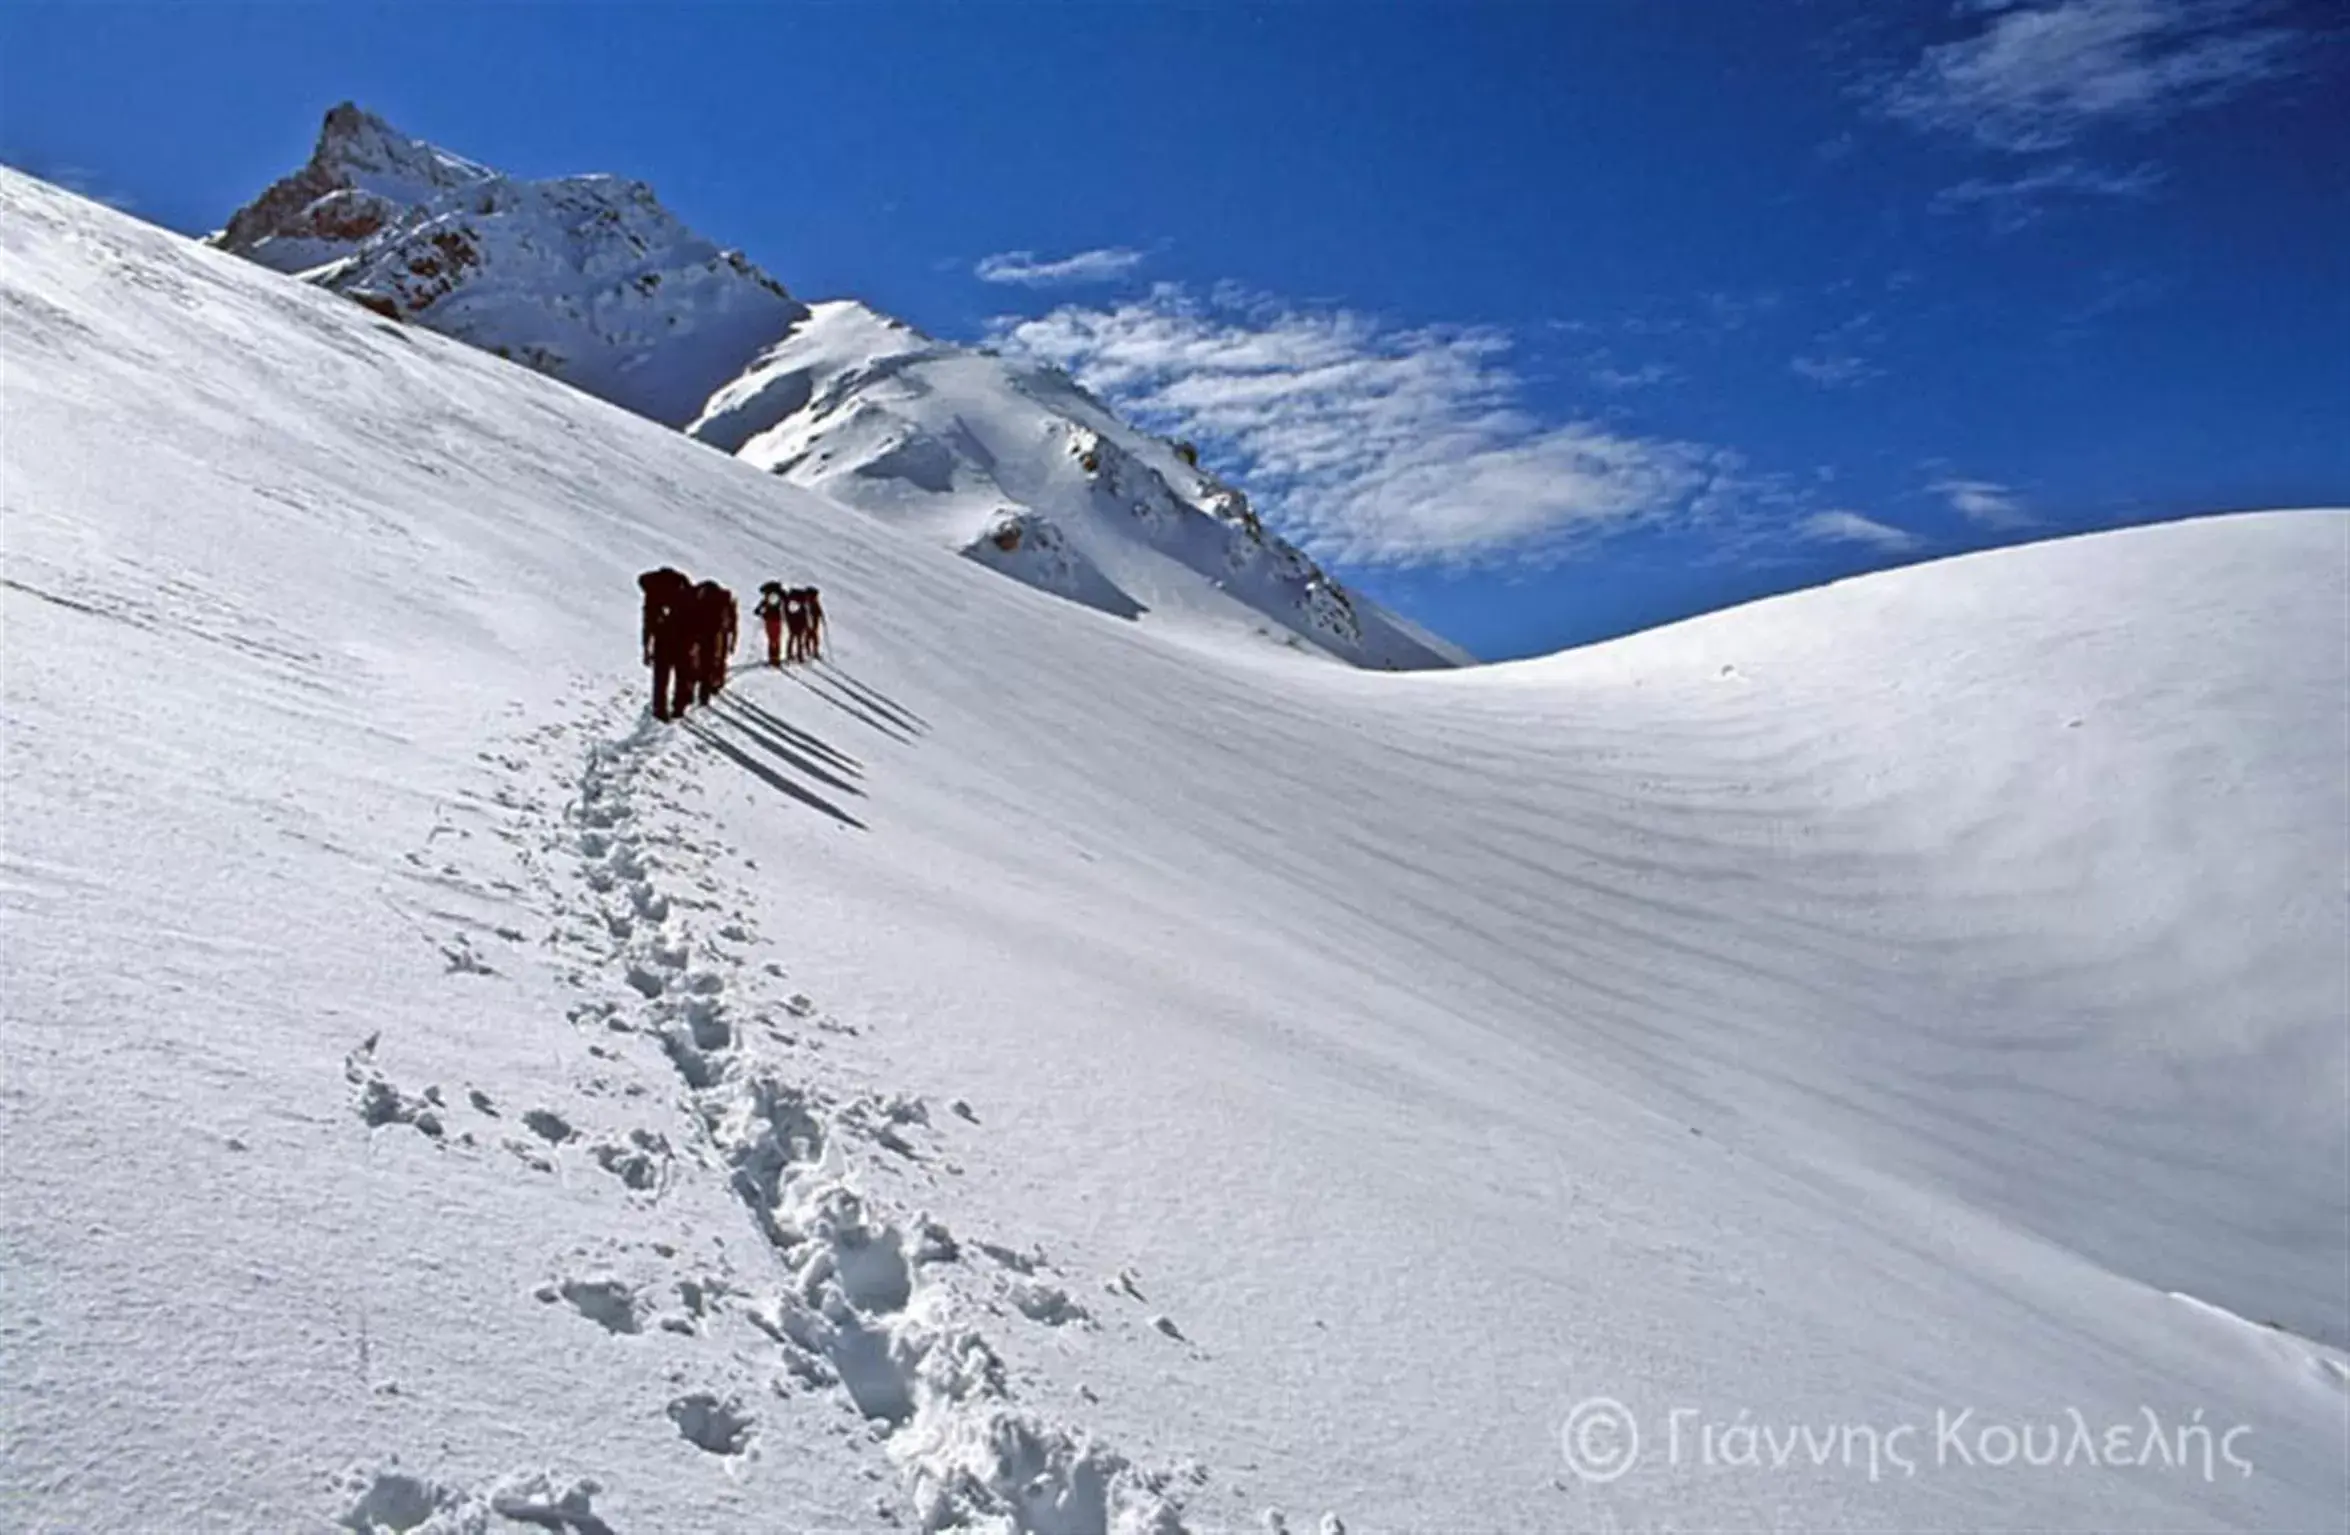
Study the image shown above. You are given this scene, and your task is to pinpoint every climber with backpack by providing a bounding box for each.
[783,586,809,664]
[638,566,697,721]
[756,581,788,668]
[801,587,826,663]
[690,579,734,705]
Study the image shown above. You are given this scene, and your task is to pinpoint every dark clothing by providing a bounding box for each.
[652,645,695,721]
[689,581,733,705]
[783,591,809,663]
[640,567,696,719]
[638,567,691,665]
[715,590,739,691]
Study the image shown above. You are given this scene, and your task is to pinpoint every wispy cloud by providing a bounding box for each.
[1790,313,1887,388]
[1877,0,2306,153]
[1868,1,2313,225]
[1802,510,1924,552]
[974,247,1147,287]
[1790,353,1881,388]
[1584,357,1682,392]
[996,287,1738,568]
[1933,156,2166,227]
[1930,477,2037,528]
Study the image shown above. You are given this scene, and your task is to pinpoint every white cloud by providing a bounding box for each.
[1790,353,1881,388]
[973,247,1147,287]
[1802,510,1924,552]
[1790,313,1886,388]
[1587,360,1682,391]
[1933,157,2166,226]
[1877,0,2305,153]
[1930,477,2037,528]
[996,288,1737,568]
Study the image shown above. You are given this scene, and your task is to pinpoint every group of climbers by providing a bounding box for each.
[755,582,826,666]
[637,567,824,722]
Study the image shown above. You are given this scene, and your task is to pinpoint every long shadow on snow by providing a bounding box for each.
[787,669,918,745]
[708,697,865,800]
[720,693,865,779]
[682,717,867,831]
[812,660,929,735]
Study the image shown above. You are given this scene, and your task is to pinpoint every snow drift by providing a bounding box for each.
[4,169,2346,1533]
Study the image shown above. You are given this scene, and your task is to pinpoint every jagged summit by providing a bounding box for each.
[211,103,806,427]
[213,102,493,271]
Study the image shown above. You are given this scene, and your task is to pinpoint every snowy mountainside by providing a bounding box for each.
[210,104,1461,669]
[689,299,1468,669]
[5,170,2346,1534]
[211,102,807,427]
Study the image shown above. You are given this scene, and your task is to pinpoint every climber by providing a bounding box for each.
[801,587,826,663]
[783,586,809,664]
[755,581,788,667]
[639,566,690,666]
[638,566,697,722]
[713,582,740,695]
[691,580,735,705]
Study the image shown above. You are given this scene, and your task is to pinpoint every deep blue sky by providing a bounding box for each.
[4,0,2344,660]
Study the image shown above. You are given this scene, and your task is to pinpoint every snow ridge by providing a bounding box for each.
[690,300,1465,669]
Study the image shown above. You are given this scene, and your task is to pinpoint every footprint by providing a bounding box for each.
[440,934,495,975]
[347,1061,443,1142]
[1009,1280,1091,1329]
[334,1468,468,1532]
[540,1275,642,1336]
[668,1392,753,1455]
[488,1473,616,1535]
[524,1109,576,1144]
[591,1130,671,1193]
[504,1138,555,1174]
[977,1242,1039,1275]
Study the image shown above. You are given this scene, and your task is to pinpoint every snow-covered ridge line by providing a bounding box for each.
[689,299,1468,669]
[211,103,1463,668]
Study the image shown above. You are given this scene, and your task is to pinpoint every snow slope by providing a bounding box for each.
[4,169,2346,1534]
[212,103,808,428]
[688,301,1466,671]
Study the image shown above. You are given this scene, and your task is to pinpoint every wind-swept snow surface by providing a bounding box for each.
[4,170,2346,1533]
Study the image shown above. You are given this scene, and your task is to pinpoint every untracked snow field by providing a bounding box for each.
[3,170,2346,1533]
